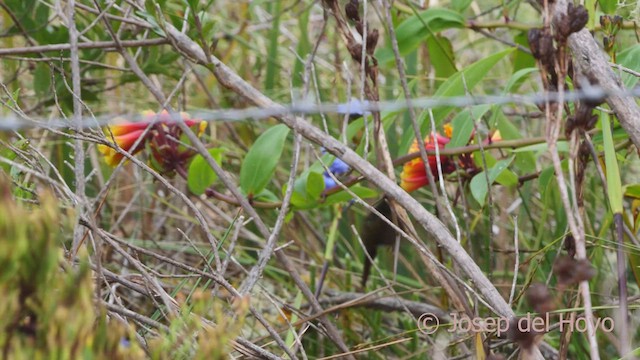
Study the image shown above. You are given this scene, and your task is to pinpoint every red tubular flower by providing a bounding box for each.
[399,125,503,192]
[99,110,207,167]
[98,120,150,166]
[400,131,455,192]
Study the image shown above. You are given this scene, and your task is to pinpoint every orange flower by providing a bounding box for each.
[99,110,207,167]
[400,132,455,192]
[399,125,504,192]
[98,122,149,166]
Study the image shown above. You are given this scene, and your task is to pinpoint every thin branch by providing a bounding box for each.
[68,0,86,256]
[0,38,169,56]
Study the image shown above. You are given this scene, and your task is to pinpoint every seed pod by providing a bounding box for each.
[507,317,541,350]
[366,28,379,54]
[568,3,588,35]
[526,283,555,315]
[345,0,360,22]
[553,255,596,286]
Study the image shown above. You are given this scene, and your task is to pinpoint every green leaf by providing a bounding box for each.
[599,0,617,14]
[538,165,556,204]
[33,63,51,98]
[602,112,623,213]
[617,45,640,89]
[187,148,223,195]
[240,124,290,196]
[376,8,464,64]
[470,156,515,205]
[502,67,538,95]
[289,171,325,209]
[512,32,536,73]
[494,111,536,173]
[401,48,514,153]
[446,105,490,149]
[426,35,457,86]
[624,184,640,200]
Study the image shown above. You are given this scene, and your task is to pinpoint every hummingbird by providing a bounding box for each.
[360,132,454,287]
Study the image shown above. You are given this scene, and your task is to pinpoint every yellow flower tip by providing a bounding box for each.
[197,121,208,137]
[443,123,453,138]
[98,145,122,167]
[400,179,421,192]
[99,129,146,167]
[97,143,110,156]
[491,130,502,142]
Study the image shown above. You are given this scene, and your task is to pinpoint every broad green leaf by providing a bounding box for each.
[624,184,640,200]
[602,112,623,213]
[494,111,536,173]
[187,148,223,195]
[512,32,536,73]
[502,67,538,95]
[495,166,519,186]
[446,105,490,149]
[240,124,290,196]
[376,8,464,64]
[599,0,617,13]
[617,45,640,89]
[470,156,515,205]
[289,171,325,209]
[470,150,518,187]
[401,48,514,153]
[426,35,457,86]
[33,63,51,98]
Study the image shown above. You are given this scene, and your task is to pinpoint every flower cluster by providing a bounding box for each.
[400,131,456,192]
[98,110,207,173]
[399,125,502,192]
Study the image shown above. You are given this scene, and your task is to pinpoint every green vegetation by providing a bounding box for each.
[1,0,639,358]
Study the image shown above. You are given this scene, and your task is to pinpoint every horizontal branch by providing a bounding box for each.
[0,38,169,56]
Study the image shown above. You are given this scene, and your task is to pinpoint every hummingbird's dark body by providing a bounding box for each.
[360,198,397,287]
